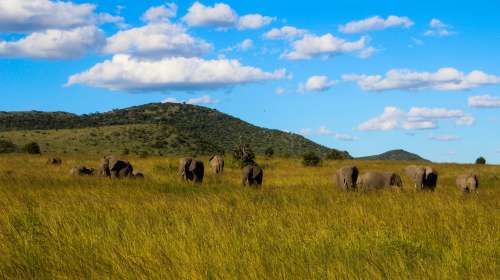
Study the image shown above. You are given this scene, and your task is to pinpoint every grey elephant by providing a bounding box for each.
[404,165,438,191]
[209,155,224,175]
[99,156,133,179]
[456,174,479,193]
[70,166,95,176]
[242,164,263,187]
[335,166,359,191]
[47,157,62,165]
[179,158,204,183]
[357,171,403,191]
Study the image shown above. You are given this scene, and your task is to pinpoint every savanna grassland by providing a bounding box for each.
[0,154,498,279]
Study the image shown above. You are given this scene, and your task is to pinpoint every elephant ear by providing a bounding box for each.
[107,156,118,170]
[252,165,262,179]
[189,159,198,172]
[209,155,215,162]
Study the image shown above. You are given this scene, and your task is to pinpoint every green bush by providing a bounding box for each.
[264,147,274,158]
[23,142,41,154]
[302,151,321,167]
[476,157,486,165]
[325,149,351,160]
[0,139,17,153]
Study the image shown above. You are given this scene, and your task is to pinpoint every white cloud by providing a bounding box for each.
[66,54,287,92]
[275,87,286,95]
[141,3,178,22]
[102,22,212,58]
[222,39,253,52]
[343,68,500,91]
[299,128,312,136]
[162,97,179,103]
[299,75,336,92]
[264,26,307,40]
[0,26,104,59]
[282,34,368,60]
[358,106,474,131]
[468,95,500,108]
[339,15,414,34]
[314,126,358,141]
[0,0,122,33]
[424,19,455,37]
[186,95,217,104]
[317,125,333,135]
[429,135,461,142]
[335,133,358,141]
[182,2,273,30]
[358,46,377,59]
[237,14,275,30]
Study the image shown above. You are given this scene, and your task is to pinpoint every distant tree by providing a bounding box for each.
[121,148,130,155]
[233,143,255,167]
[325,149,350,160]
[23,142,41,154]
[0,139,17,153]
[475,157,486,165]
[302,151,321,167]
[264,147,274,158]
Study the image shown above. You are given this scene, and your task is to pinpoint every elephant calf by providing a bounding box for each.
[70,166,95,176]
[456,174,479,193]
[179,158,204,183]
[99,156,134,179]
[335,166,359,191]
[242,164,263,187]
[404,165,438,191]
[357,171,403,191]
[209,155,224,175]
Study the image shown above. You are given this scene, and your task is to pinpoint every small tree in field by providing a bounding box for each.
[302,151,321,167]
[233,143,255,167]
[264,147,274,158]
[23,142,41,154]
[475,157,486,165]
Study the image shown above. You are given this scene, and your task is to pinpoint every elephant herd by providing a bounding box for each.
[64,155,263,187]
[335,165,479,193]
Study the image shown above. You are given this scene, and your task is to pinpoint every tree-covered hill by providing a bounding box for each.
[0,103,350,157]
[358,149,429,162]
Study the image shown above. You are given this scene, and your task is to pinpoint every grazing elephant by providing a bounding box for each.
[242,164,263,187]
[404,165,438,191]
[179,158,204,183]
[357,171,403,191]
[99,156,133,179]
[456,174,479,193]
[47,157,62,165]
[70,166,95,176]
[209,155,224,175]
[335,166,359,191]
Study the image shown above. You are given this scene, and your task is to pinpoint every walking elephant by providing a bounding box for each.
[404,165,438,191]
[357,171,403,191]
[456,174,479,193]
[179,158,204,183]
[242,164,263,187]
[335,166,359,191]
[99,156,133,179]
[209,155,224,175]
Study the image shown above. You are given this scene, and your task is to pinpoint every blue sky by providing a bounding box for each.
[1,0,500,163]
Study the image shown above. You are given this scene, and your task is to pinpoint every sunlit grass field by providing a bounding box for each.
[0,154,498,279]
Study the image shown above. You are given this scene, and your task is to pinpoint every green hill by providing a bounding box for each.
[0,103,350,157]
[358,149,429,162]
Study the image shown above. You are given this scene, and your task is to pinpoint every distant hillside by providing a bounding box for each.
[358,149,429,162]
[0,103,350,157]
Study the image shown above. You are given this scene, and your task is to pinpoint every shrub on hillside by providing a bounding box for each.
[302,151,321,167]
[476,157,486,165]
[325,149,351,160]
[23,142,41,154]
[0,139,17,153]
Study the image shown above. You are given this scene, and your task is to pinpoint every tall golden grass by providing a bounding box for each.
[0,154,498,279]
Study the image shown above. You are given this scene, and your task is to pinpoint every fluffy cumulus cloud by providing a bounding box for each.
[222,39,253,52]
[0,26,104,59]
[263,26,307,40]
[425,19,454,37]
[282,33,368,60]
[358,106,475,131]
[339,15,414,34]
[141,3,178,22]
[343,68,500,91]
[0,0,122,33]
[182,2,273,30]
[468,95,500,108]
[299,75,336,92]
[102,22,212,58]
[66,54,287,92]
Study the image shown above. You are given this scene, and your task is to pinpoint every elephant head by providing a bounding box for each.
[336,166,358,190]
